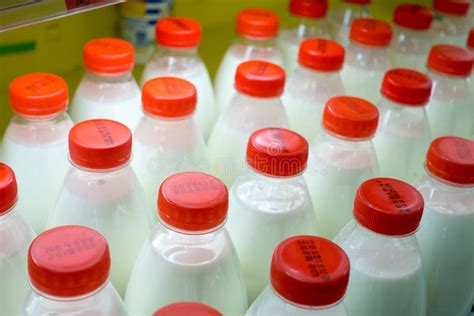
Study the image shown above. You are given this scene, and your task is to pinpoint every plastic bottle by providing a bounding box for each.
[125,172,248,315]
[328,0,371,47]
[227,127,317,302]
[153,302,222,316]
[415,136,474,316]
[0,163,35,316]
[431,0,471,47]
[133,77,208,210]
[47,119,153,297]
[1,73,73,233]
[282,38,345,141]
[207,60,288,187]
[373,68,432,183]
[141,17,216,139]
[70,38,142,131]
[305,96,379,239]
[334,178,426,316]
[467,29,474,133]
[20,225,127,315]
[214,8,283,114]
[340,18,393,104]
[247,235,350,316]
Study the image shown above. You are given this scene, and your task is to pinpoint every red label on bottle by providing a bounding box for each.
[64,0,105,10]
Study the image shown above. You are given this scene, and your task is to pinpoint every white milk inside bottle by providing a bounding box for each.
[125,172,248,315]
[328,0,371,47]
[214,8,283,114]
[305,96,380,239]
[154,302,222,316]
[141,17,216,139]
[70,38,142,131]
[415,136,474,316]
[1,73,73,233]
[247,235,350,316]
[227,128,317,302]
[208,60,288,187]
[282,38,345,141]
[373,68,432,183]
[20,225,127,315]
[47,119,153,297]
[334,177,426,316]
[431,0,471,47]
[340,18,393,104]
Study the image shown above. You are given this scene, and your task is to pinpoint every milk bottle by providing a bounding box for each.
[141,17,216,139]
[125,172,248,315]
[227,127,317,302]
[373,68,432,183]
[415,136,474,316]
[70,38,141,131]
[207,60,288,187]
[425,45,473,139]
[340,18,393,104]
[247,235,350,316]
[133,77,208,210]
[47,119,153,297]
[278,0,330,73]
[335,177,426,316]
[390,4,433,72]
[154,302,222,316]
[282,38,345,141]
[20,225,127,315]
[468,29,474,131]
[305,96,379,239]
[214,8,283,113]
[328,0,371,47]
[0,163,35,316]
[431,0,471,47]
[2,73,73,233]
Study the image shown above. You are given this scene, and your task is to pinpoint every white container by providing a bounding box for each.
[431,0,471,47]
[415,136,474,316]
[328,0,371,47]
[141,17,216,139]
[2,73,73,233]
[340,18,393,104]
[154,302,222,316]
[305,96,380,239]
[70,38,142,131]
[282,38,345,141]
[207,60,289,187]
[214,8,284,114]
[20,225,127,315]
[125,172,248,315]
[373,69,432,183]
[227,128,317,302]
[247,235,350,316]
[335,177,426,316]
[133,77,208,210]
[47,119,153,297]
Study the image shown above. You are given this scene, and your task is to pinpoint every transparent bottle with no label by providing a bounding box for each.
[153,302,222,316]
[431,0,471,47]
[328,0,371,47]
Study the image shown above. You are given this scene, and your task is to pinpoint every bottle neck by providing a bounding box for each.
[272,286,345,311]
[85,70,133,83]
[158,219,226,239]
[31,281,109,303]
[354,219,417,239]
[69,158,131,174]
[158,45,199,56]
[236,34,278,46]
[425,168,474,189]
[379,96,427,110]
[322,126,374,144]
[246,161,305,183]
[13,111,67,123]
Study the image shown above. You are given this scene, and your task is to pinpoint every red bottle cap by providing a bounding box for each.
[381,68,432,106]
[425,136,474,185]
[427,45,473,76]
[289,0,328,18]
[271,235,350,306]
[83,38,135,74]
[28,225,110,297]
[299,38,345,71]
[142,77,197,118]
[343,0,370,4]
[235,61,285,98]
[393,4,433,30]
[354,178,424,236]
[155,17,202,48]
[0,163,18,216]
[153,302,222,316]
[433,0,470,15]
[69,119,132,170]
[468,28,474,49]
[236,8,279,39]
[158,172,228,232]
[350,18,393,47]
[9,73,69,117]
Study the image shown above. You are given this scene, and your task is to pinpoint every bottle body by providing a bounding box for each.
[328,2,370,47]
[390,25,432,72]
[431,12,471,47]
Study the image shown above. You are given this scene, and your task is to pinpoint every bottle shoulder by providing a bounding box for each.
[74,73,140,103]
[0,211,35,260]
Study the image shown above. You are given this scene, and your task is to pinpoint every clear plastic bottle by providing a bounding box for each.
[282,38,345,141]
[334,178,426,316]
[431,0,471,47]
[227,127,317,302]
[141,17,216,139]
[247,235,350,316]
[70,38,142,131]
[20,225,127,315]
[328,0,371,47]
[305,96,379,239]
[373,68,432,183]
[47,119,153,297]
[125,172,248,315]
[415,136,474,316]
[153,302,222,316]
[214,8,284,114]
[1,73,73,233]
[340,18,393,104]
[0,163,35,316]
[133,77,209,210]
[207,60,288,187]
